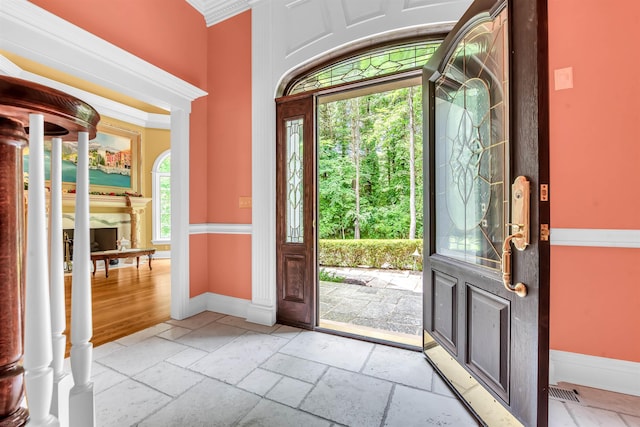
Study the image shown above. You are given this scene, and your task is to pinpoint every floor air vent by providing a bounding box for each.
[549,386,580,402]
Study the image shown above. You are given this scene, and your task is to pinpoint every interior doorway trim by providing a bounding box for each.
[249,0,471,325]
[0,0,207,320]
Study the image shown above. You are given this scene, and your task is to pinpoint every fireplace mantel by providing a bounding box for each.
[24,192,151,248]
[61,193,151,210]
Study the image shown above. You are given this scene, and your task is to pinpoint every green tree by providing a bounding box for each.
[318,83,423,240]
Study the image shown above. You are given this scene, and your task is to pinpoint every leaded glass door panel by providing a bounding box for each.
[276,95,316,328]
[422,0,549,426]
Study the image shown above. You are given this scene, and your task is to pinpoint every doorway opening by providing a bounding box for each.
[276,38,443,343]
[316,77,424,347]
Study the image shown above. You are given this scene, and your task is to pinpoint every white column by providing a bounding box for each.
[49,137,72,426]
[170,109,190,320]
[69,131,95,427]
[248,0,277,326]
[24,113,59,426]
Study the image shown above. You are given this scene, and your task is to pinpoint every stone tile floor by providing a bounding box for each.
[86,312,475,426]
[78,311,640,426]
[319,267,423,336]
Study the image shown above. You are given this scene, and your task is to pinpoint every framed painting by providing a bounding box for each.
[24,122,141,195]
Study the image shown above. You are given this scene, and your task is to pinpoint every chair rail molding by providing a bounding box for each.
[189,223,252,235]
[551,228,640,248]
[0,0,207,321]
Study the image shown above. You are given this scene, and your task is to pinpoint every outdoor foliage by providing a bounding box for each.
[158,154,171,239]
[318,268,345,283]
[317,84,423,240]
[319,239,423,271]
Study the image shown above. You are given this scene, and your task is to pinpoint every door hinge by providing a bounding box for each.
[540,224,550,241]
[540,184,549,202]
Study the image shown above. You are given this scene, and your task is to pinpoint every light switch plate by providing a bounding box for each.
[239,196,252,209]
[554,67,574,90]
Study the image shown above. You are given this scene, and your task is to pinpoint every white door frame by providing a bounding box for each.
[248,0,471,325]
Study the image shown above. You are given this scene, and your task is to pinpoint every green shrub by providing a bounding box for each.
[318,239,423,271]
[318,268,345,283]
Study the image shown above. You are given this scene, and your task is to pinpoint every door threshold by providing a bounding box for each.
[318,319,422,349]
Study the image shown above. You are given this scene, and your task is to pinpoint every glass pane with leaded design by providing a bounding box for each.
[286,118,304,243]
[289,41,441,94]
[434,9,508,269]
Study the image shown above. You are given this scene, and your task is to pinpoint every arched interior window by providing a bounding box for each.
[152,150,171,243]
[287,40,441,95]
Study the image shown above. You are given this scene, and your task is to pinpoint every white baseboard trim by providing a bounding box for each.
[153,250,171,259]
[246,303,276,326]
[549,350,640,396]
[186,293,209,318]
[206,293,251,319]
[187,292,251,320]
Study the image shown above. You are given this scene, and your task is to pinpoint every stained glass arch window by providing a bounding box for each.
[287,40,442,95]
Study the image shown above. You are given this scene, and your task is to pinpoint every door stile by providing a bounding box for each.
[510,0,551,423]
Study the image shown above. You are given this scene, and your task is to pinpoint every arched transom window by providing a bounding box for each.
[287,40,442,95]
[152,150,171,243]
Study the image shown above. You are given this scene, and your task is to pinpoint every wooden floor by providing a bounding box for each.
[64,258,171,356]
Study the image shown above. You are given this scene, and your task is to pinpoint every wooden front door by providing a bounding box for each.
[276,95,316,329]
[422,1,549,426]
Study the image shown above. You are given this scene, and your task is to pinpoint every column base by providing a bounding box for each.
[0,407,28,427]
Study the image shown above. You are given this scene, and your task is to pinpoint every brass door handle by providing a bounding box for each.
[502,232,527,297]
[500,176,530,298]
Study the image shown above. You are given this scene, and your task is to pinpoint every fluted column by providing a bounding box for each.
[0,117,29,426]
[24,113,59,426]
[69,131,95,427]
[49,137,72,425]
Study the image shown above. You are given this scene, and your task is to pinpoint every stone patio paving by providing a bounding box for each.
[319,267,423,336]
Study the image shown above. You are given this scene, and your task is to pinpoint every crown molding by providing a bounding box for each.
[186,0,251,27]
[0,0,207,112]
[0,55,171,129]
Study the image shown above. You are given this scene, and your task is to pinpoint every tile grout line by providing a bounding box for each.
[379,383,397,427]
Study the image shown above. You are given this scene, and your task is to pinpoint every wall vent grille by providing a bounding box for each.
[549,386,580,402]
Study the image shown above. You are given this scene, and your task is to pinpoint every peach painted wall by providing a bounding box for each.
[206,11,252,225]
[190,97,209,224]
[549,0,640,362]
[207,234,252,300]
[189,234,209,297]
[205,11,253,299]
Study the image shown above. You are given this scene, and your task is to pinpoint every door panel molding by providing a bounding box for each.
[466,284,510,402]
[430,270,458,354]
[282,254,307,303]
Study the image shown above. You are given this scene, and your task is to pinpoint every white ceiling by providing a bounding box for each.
[185,0,252,27]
